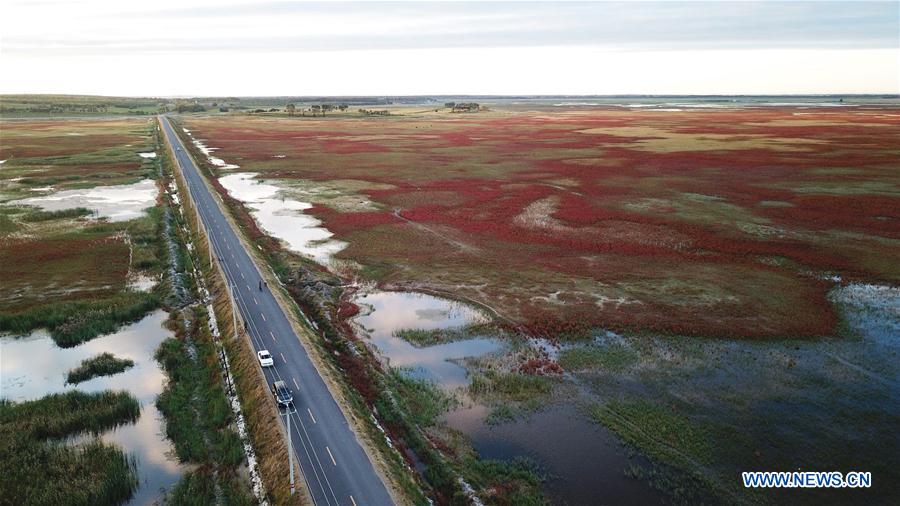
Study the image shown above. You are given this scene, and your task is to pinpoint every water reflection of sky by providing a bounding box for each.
[353,290,501,390]
[219,172,346,265]
[446,404,668,506]
[10,179,158,222]
[0,310,186,504]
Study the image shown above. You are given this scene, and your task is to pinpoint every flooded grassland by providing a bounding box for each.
[0,118,179,504]
[1,312,186,504]
[0,118,254,505]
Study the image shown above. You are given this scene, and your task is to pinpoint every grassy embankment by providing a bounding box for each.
[386,369,547,504]
[155,312,252,505]
[0,391,141,505]
[66,353,135,385]
[172,116,549,505]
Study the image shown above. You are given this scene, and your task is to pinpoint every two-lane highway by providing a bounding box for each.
[160,116,394,506]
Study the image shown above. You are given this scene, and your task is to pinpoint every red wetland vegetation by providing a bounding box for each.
[0,118,155,314]
[183,106,900,340]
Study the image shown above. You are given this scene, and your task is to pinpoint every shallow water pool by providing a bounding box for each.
[1,310,185,504]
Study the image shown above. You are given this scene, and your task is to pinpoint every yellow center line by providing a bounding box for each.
[326,446,337,466]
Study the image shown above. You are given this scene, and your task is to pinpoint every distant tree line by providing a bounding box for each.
[283,103,350,117]
[358,109,389,116]
[174,100,206,113]
[0,100,162,115]
[444,102,481,113]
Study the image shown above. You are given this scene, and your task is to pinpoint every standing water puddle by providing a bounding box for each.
[353,290,501,389]
[181,129,344,264]
[219,172,346,265]
[10,179,158,222]
[1,310,185,504]
[446,403,667,505]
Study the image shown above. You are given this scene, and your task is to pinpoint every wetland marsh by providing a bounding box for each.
[177,102,900,504]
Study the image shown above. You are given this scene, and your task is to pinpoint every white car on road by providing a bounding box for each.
[257,350,274,367]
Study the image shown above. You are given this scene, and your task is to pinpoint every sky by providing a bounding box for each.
[1,1,898,96]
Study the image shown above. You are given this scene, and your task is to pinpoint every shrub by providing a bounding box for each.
[0,438,138,506]
[0,390,140,439]
[0,291,160,347]
[0,391,141,506]
[66,353,135,385]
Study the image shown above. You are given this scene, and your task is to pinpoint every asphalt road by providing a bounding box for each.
[160,116,394,506]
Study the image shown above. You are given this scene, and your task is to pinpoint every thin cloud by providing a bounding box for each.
[4,1,897,55]
[1,1,897,94]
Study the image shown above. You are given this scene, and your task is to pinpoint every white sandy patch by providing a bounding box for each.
[513,195,565,231]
